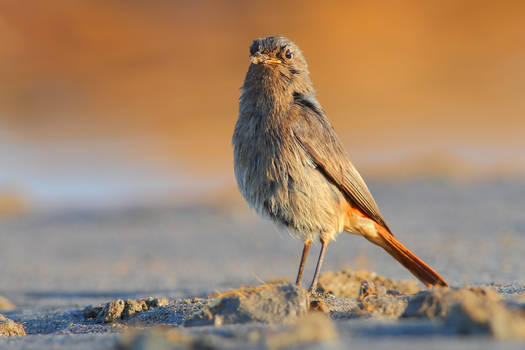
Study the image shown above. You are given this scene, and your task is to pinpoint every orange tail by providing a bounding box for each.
[369,224,448,287]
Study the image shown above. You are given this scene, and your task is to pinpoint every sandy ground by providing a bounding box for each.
[0,179,524,348]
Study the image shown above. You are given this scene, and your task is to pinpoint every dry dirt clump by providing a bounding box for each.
[115,328,195,350]
[85,271,525,342]
[318,269,422,298]
[0,296,15,311]
[310,279,413,319]
[185,283,309,326]
[116,312,338,350]
[402,286,525,340]
[83,297,169,323]
[402,286,501,318]
[265,312,338,349]
[0,314,26,337]
[445,295,525,340]
[353,280,411,318]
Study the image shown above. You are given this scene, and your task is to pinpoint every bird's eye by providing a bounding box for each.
[285,49,293,59]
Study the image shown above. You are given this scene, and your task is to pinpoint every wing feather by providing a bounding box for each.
[291,94,391,233]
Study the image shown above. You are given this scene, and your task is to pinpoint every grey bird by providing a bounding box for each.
[233,35,448,292]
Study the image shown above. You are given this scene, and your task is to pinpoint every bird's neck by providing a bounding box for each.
[242,73,309,125]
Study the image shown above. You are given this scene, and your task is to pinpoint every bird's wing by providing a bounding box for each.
[290,94,391,233]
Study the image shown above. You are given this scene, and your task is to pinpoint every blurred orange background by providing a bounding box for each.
[1,0,524,211]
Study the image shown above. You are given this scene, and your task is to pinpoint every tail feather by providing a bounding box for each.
[369,224,448,287]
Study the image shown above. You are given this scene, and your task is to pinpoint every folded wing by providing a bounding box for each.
[290,93,391,233]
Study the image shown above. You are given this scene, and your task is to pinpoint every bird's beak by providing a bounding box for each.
[250,53,281,65]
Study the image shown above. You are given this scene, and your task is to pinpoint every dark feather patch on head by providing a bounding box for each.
[249,40,260,55]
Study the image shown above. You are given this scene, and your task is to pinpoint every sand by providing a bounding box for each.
[0,179,524,348]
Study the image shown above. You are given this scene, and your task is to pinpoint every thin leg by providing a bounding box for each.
[308,238,329,293]
[295,239,312,286]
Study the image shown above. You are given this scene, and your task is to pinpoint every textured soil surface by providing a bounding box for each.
[0,180,524,349]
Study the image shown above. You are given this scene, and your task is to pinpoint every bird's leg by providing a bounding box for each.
[308,237,329,293]
[295,239,312,286]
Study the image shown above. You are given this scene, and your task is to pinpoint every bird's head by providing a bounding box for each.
[244,36,313,95]
[249,36,306,68]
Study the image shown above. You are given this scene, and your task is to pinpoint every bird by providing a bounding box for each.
[232,35,448,292]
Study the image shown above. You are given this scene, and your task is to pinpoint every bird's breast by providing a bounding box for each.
[233,112,347,238]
